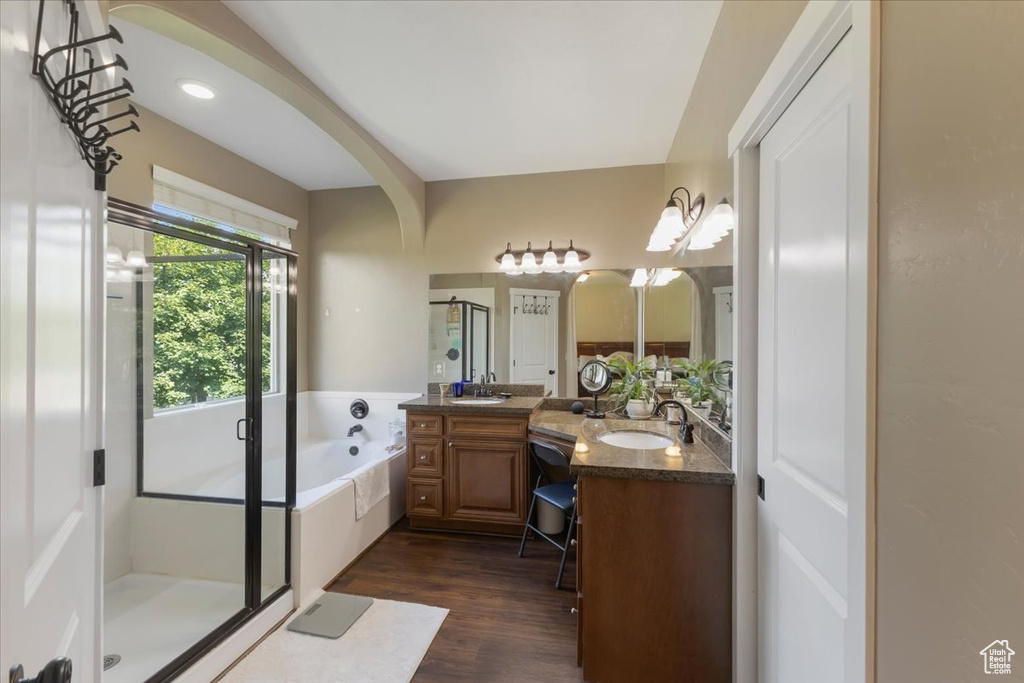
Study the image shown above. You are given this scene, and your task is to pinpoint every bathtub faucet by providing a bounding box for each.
[347,424,363,437]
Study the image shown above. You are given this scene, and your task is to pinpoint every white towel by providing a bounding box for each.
[349,460,389,520]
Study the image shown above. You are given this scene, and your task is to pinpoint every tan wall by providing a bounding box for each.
[425,165,666,273]
[574,272,636,342]
[664,0,806,269]
[109,103,311,391]
[308,187,428,392]
[644,275,692,343]
[876,1,1024,680]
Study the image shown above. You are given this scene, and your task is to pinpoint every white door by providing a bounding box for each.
[757,33,865,683]
[509,290,559,395]
[1,1,102,680]
[713,286,733,362]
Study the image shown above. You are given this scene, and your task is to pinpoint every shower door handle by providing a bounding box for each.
[9,657,72,683]
[236,418,251,442]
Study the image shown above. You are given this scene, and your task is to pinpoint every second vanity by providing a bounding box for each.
[399,396,735,682]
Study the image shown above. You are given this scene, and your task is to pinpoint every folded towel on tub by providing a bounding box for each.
[348,459,389,520]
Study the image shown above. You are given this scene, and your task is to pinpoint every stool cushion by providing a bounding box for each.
[534,480,577,512]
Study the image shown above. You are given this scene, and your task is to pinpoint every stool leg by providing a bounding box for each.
[518,493,538,558]
[555,504,578,589]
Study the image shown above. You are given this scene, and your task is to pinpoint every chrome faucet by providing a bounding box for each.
[347,424,363,437]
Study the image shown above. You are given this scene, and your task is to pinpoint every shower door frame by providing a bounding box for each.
[106,198,297,682]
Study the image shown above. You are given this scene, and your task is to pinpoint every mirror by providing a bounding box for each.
[580,359,612,394]
[579,360,611,418]
[428,268,734,405]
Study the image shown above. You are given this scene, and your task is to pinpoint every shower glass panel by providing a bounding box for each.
[104,220,249,683]
[260,252,292,597]
[427,299,490,383]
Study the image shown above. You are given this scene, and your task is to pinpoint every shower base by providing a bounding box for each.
[103,573,274,683]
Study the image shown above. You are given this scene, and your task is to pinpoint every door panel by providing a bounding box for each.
[446,440,526,523]
[1,0,99,678]
[758,33,858,683]
[510,291,558,394]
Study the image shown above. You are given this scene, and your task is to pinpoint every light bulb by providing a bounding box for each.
[576,272,589,282]
[541,241,560,272]
[563,241,582,273]
[177,79,216,99]
[498,243,517,271]
[521,242,540,274]
[125,250,147,268]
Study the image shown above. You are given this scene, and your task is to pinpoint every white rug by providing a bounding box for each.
[221,594,448,683]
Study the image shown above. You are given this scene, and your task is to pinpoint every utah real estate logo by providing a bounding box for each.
[979,640,1014,675]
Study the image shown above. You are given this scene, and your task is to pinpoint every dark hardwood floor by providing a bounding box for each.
[327,519,581,682]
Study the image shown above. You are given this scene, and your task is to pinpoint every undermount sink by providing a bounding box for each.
[449,398,504,405]
[597,430,674,450]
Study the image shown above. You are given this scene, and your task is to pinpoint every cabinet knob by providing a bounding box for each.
[570,538,577,547]
[572,496,577,505]
[573,483,578,491]
[419,455,427,460]
[420,423,428,428]
[419,495,427,501]
[570,607,578,614]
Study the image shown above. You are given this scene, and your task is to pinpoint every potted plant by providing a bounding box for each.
[607,356,655,419]
[674,358,724,419]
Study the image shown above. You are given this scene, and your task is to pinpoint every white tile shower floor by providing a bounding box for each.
[103,573,274,683]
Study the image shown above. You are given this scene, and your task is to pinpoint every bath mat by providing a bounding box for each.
[286,593,373,639]
[221,592,448,683]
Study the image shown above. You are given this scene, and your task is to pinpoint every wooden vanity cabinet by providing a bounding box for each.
[406,412,530,535]
[576,475,732,682]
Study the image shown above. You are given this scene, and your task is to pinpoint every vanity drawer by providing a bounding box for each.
[408,413,444,436]
[407,478,444,518]
[448,415,528,440]
[408,438,444,476]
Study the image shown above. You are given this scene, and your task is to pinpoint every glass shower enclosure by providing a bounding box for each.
[102,199,295,683]
[428,298,490,383]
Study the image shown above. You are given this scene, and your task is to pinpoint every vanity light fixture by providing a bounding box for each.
[630,268,649,287]
[494,240,590,275]
[650,268,682,287]
[646,186,705,252]
[176,78,216,100]
[106,245,124,265]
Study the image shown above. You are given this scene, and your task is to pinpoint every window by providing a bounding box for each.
[149,211,281,411]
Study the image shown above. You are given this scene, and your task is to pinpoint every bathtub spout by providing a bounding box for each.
[347,424,363,437]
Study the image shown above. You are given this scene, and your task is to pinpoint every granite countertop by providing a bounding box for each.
[398,395,543,415]
[529,410,735,485]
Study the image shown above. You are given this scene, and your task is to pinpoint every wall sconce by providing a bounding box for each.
[496,240,589,275]
[647,186,705,252]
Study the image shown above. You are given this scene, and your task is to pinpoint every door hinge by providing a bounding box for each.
[757,475,765,501]
[93,449,105,487]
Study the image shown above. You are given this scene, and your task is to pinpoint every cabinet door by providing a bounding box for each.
[446,439,527,524]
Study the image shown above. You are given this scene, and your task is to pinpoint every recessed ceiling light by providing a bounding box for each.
[176,79,216,100]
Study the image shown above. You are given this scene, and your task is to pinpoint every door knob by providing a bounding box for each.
[548,370,555,375]
[9,658,72,683]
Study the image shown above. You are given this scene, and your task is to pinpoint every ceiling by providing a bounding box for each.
[112,18,377,190]
[225,0,723,182]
